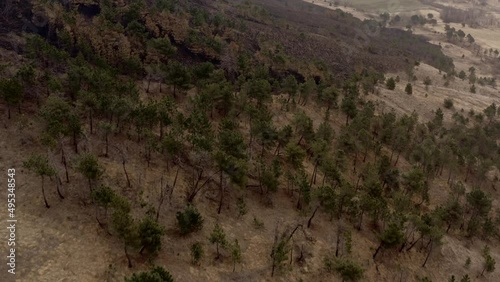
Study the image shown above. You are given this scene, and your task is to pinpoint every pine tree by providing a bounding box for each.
[231,239,242,272]
[0,78,23,119]
[386,77,396,90]
[76,153,104,194]
[405,83,413,95]
[125,266,174,282]
[23,154,57,208]
[209,223,227,259]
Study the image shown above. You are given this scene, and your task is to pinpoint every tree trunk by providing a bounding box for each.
[89,110,93,134]
[464,164,470,183]
[218,171,224,214]
[372,242,383,259]
[169,167,179,201]
[357,210,364,231]
[422,240,433,267]
[123,160,131,188]
[88,178,93,194]
[271,261,276,277]
[447,168,452,185]
[297,135,304,146]
[73,132,78,153]
[394,151,401,166]
[41,176,50,208]
[307,206,319,228]
[216,242,220,259]
[105,132,109,157]
[159,121,163,140]
[56,175,64,199]
[124,244,132,268]
[62,147,69,183]
[273,143,281,156]
[309,161,318,188]
[8,106,11,119]
[335,225,341,257]
[353,151,357,173]
[406,236,422,252]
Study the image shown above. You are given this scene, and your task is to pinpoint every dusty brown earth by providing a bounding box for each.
[0,1,499,282]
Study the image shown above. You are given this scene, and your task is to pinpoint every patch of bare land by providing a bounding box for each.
[371,62,499,122]
[302,0,371,20]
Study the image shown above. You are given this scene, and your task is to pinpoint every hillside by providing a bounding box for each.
[0,0,499,282]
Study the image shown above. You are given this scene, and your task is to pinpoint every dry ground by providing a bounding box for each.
[1,1,499,281]
[1,83,500,282]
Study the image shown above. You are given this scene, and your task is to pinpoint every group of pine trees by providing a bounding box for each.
[1,1,499,281]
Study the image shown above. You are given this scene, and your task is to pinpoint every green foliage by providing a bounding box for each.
[284,142,306,169]
[444,98,454,109]
[380,222,405,248]
[271,236,290,275]
[405,83,413,95]
[423,76,432,90]
[282,75,298,101]
[341,94,358,125]
[23,154,56,179]
[209,223,227,258]
[40,95,76,138]
[186,106,214,152]
[92,185,116,210]
[245,78,272,105]
[125,266,174,282]
[482,245,496,275]
[190,242,204,265]
[176,205,204,235]
[164,60,191,95]
[470,84,476,93]
[236,197,248,217]
[317,86,339,110]
[230,239,242,271]
[150,38,177,59]
[0,78,23,117]
[464,257,471,269]
[218,118,246,159]
[137,216,165,255]
[76,153,104,188]
[458,70,466,80]
[460,274,471,282]
[260,158,282,193]
[325,257,364,282]
[386,77,396,90]
[253,217,265,230]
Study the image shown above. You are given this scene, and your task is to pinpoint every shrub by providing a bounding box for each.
[386,77,396,90]
[424,76,432,86]
[190,242,204,265]
[125,266,174,282]
[176,205,204,235]
[444,98,454,109]
[405,83,413,95]
[325,257,364,281]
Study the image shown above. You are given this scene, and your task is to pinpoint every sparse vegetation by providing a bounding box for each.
[2,0,499,281]
[444,98,454,109]
[176,205,204,235]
